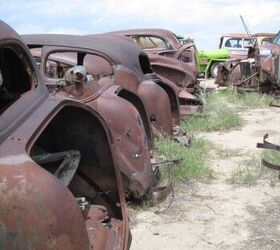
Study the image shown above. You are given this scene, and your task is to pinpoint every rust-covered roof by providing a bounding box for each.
[105,28,181,49]
[22,34,149,81]
[0,20,22,42]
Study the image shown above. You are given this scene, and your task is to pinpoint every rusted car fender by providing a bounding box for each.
[0,160,91,249]
[147,73,202,117]
[113,66,173,136]
[77,85,154,197]
[0,100,130,250]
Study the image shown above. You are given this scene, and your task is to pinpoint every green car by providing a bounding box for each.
[176,34,229,78]
[196,49,229,78]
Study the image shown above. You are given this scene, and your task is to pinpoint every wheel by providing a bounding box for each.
[210,62,219,78]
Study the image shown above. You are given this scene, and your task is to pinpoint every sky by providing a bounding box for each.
[1,0,279,50]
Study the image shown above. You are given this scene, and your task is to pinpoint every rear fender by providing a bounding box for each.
[0,101,130,249]
[138,80,173,136]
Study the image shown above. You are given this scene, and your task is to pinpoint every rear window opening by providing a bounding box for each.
[0,47,33,115]
[138,54,153,74]
[44,51,113,82]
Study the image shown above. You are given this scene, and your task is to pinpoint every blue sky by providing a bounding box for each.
[1,0,279,50]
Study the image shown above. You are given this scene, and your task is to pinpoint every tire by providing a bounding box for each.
[210,62,219,78]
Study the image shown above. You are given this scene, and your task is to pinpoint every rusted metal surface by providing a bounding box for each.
[257,134,280,178]
[104,29,203,117]
[0,20,130,249]
[216,32,279,91]
[23,34,176,135]
[257,134,280,151]
[152,182,173,204]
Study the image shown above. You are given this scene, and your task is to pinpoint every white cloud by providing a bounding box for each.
[0,0,279,49]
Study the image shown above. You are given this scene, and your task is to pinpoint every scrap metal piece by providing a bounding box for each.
[33,150,80,186]
[76,197,89,210]
[269,103,280,108]
[261,158,280,171]
[173,126,192,147]
[65,66,87,85]
[151,159,181,169]
[235,72,259,86]
[151,157,181,205]
[152,182,173,205]
[256,134,280,151]
[261,158,280,180]
[257,134,280,179]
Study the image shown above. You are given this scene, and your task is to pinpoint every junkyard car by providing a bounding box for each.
[0,20,131,249]
[104,29,203,116]
[219,33,276,60]
[216,32,278,89]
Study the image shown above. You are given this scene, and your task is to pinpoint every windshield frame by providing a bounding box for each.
[272,31,280,45]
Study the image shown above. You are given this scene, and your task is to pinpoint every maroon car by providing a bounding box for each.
[0,21,130,249]
[104,29,203,116]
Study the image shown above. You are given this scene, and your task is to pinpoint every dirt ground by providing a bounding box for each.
[129,85,280,250]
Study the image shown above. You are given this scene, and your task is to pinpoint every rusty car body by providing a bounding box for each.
[0,21,131,249]
[104,29,203,116]
[23,34,178,137]
[23,34,165,200]
[216,33,277,87]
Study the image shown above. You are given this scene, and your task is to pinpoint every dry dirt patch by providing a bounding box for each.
[130,104,280,249]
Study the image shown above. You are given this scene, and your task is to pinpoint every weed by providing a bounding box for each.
[229,155,264,186]
[221,86,278,109]
[182,91,242,133]
[155,137,213,181]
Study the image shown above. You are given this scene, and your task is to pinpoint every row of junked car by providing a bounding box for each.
[2,17,278,248]
[0,21,206,249]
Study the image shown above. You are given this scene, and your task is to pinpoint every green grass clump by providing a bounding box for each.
[221,87,278,109]
[182,86,279,134]
[182,92,242,133]
[229,155,264,186]
[155,137,213,181]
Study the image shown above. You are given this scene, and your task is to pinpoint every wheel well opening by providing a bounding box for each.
[29,106,122,219]
[139,53,153,74]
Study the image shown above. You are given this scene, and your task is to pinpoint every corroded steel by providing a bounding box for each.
[23,34,176,135]
[104,29,203,117]
[257,134,280,178]
[216,32,279,90]
[0,20,130,249]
